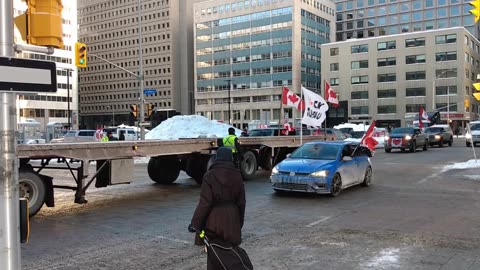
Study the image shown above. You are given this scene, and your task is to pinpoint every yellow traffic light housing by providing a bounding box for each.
[75,42,87,68]
[130,105,138,118]
[14,0,64,48]
[147,104,156,118]
[470,0,480,23]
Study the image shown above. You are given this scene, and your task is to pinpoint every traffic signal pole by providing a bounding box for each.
[0,0,21,269]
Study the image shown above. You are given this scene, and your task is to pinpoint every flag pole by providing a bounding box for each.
[278,86,284,136]
[300,85,303,145]
[323,81,327,140]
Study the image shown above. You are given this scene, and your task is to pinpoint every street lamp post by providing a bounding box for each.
[226,79,232,125]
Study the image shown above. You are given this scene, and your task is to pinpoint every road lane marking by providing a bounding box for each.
[418,171,442,184]
[306,216,332,227]
[155,235,190,245]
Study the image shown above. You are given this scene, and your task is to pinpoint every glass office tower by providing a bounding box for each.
[335,0,478,41]
[194,0,335,128]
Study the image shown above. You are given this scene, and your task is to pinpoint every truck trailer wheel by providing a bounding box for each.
[185,155,213,185]
[19,171,46,216]
[240,151,257,180]
[148,156,180,184]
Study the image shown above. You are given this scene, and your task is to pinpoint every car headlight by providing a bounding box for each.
[435,135,441,139]
[309,170,329,178]
[271,166,279,175]
[384,136,389,141]
[466,133,472,139]
[405,135,412,140]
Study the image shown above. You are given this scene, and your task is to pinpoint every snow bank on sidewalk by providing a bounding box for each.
[145,115,241,140]
[442,159,480,170]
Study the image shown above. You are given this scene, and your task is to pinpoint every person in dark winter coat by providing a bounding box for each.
[190,147,247,269]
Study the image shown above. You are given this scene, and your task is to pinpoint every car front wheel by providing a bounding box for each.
[448,138,453,147]
[423,140,428,151]
[385,148,391,153]
[410,141,417,153]
[330,173,342,197]
[362,167,372,187]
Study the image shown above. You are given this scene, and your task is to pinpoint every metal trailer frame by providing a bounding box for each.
[18,135,336,215]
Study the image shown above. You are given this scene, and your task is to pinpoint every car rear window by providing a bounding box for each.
[392,128,414,134]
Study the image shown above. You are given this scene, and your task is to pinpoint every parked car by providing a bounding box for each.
[312,128,347,140]
[425,125,453,147]
[384,127,428,153]
[62,130,98,143]
[249,128,280,137]
[270,141,373,197]
[466,121,480,147]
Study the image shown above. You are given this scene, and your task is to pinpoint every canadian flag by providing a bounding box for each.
[419,106,429,128]
[325,81,339,108]
[360,120,378,151]
[282,86,303,110]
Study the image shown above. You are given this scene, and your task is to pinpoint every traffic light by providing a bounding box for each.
[75,42,87,68]
[147,103,156,118]
[469,0,480,23]
[130,104,138,118]
[473,82,480,101]
[14,0,64,48]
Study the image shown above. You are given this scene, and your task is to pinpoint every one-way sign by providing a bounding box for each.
[0,57,57,92]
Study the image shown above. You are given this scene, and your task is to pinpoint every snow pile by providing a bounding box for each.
[145,115,242,140]
[334,123,369,132]
[442,159,480,171]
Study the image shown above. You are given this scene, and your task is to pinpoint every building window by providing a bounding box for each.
[351,91,369,100]
[436,103,457,112]
[436,52,457,62]
[377,57,396,67]
[406,104,425,113]
[352,106,369,115]
[351,75,368,84]
[435,69,457,78]
[330,78,339,86]
[330,63,339,71]
[330,48,339,56]
[406,54,426,64]
[406,71,426,80]
[436,86,457,95]
[377,105,396,114]
[378,89,396,98]
[435,34,457,44]
[351,44,368,53]
[405,38,425,47]
[406,87,426,96]
[351,60,368,69]
[377,41,396,51]
[378,73,397,82]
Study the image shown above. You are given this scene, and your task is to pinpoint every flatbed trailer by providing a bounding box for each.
[18,135,335,216]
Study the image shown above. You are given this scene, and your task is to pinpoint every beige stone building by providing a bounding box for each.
[321,27,480,128]
[77,0,204,128]
[193,0,335,128]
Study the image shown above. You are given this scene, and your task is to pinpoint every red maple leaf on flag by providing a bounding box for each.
[288,94,299,103]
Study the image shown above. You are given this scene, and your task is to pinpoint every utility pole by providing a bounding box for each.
[138,0,145,139]
[0,0,21,269]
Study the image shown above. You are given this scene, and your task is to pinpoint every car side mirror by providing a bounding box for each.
[342,156,353,161]
[286,153,291,158]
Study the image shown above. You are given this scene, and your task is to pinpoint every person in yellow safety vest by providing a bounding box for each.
[101,133,109,142]
[222,127,242,168]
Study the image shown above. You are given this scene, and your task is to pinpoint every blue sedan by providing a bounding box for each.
[270,141,373,197]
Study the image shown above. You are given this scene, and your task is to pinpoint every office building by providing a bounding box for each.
[335,0,478,42]
[193,0,335,128]
[13,0,79,130]
[77,0,203,128]
[321,27,480,128]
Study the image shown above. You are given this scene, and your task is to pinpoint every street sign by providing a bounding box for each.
[0,57,57,92]
[139,122,151,127]
[143,88,157,95]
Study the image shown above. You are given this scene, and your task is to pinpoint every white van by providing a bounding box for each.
[103,127,138,141]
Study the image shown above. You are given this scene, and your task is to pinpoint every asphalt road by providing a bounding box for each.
[22,138,480,270]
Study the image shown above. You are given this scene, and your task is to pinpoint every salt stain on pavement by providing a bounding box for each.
[362,248,401,269]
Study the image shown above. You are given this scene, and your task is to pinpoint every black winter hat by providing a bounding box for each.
[215,146,233,162]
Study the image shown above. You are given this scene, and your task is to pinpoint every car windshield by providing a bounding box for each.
[249,129,275,136]
[351,131,365,138]
[471,124,480,131]
[425,127,444,133]
[391,127,414,134]
[339,128,353,134]
[290,144,340,160]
